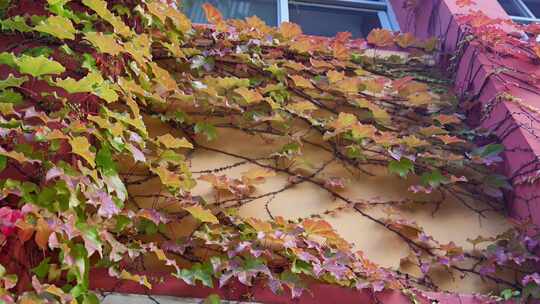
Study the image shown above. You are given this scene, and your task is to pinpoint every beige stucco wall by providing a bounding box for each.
[127,116,511,294]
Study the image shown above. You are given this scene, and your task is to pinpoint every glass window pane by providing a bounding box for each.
[523,0,540,17]
[289,3,382,38]
[181,0,278,26]
[498,0,526,16]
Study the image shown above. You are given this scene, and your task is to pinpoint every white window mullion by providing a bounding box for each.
[514,0,536,18]
[278,0,289,23]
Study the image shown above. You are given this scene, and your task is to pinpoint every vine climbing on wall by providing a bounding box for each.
[0,0,538,303]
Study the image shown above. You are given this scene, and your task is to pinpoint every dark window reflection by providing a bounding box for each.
[289,3,382,38]
[181,0,278,26]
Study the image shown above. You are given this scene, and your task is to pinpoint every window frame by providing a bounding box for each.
[499,0,540,23]
[278,0,399,31]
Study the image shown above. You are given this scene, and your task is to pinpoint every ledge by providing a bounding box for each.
[389,0,540,225]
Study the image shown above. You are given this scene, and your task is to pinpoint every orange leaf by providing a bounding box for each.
[290,75,314,89]
[367,29,394,47]
[35,218,52,250]
[279,22,302,39]
[202,3,223,24]
[302,219,337,239]
[435,135,466,145]
[246,218,273,232]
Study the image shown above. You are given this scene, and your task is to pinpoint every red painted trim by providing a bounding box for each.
[90,269,501,304]
[389,0,540,226]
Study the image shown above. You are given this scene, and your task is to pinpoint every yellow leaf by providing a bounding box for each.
[241,168,275,184]
[401,135,429,148]
[282,61,306,72]
[120,270,152,289]
[184,205,219,224]
[310,58,333,70]
[434,114,461,125]
[287,100,317,113]
[84,32,123,55]
[327,70,345,84]
[419,126,447,136]
[234,87,263,104]
[290,75,314,89]
[82,0,131,37]
[150,62,178,91]
[395,33,416,48]
[279,22,302,39]
[34,15,76,40]
[44,129,67,140]
[245,218,272,232]
[157,134,193,149]
[69,136,96,167]
[362,79,385,94]
[329,112,357,133]
[147,1,191,32]
[152,165,182,188]
[335,78,359,94]
[408,91,432,106]
[436,135,465,145]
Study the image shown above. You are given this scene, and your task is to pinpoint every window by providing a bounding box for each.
[181,0,399,38]
[498,0,540,23]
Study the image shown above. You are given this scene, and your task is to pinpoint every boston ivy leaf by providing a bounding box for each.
[388,158,414,178]
[31,257,51,279]
[0,89,23,104]
[0,74,28,90]
[194,122,217,141]
[474,143,504,158]
[367,29,394,47]
[96,146,117,176]
[204,294,221,304]
[82,0,131,37]
[84,32,123,55]
[53,72,101,94]
[16,55,65,77]
[157,133,193,149]
[69,136,96,168]
[0,155,7,172]
[1,15,32,32]
[34,15,76,40]
[0,52,16,68]
[420,169,447,188]
[184,205,218,224]
[178,262,214,288]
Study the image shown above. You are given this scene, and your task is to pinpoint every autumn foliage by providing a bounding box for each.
[0,0,538,303]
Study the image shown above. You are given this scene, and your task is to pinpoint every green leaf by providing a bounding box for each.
[388,158,414,178]
[1,16,32,32]
[474,143,504,158]
[0,74,28,90]
[292,259,313,275]
[178,262,214,288]
[204,294,221,304]
[53,72,102,94]
[16,55,65,77]
[0,155,7,172]
[194,122,217,141]
[96,146,117,176]
[0,89,23,104]
[23,47,54,57]
[31,258,51,279]
[0,52,16,68]
[184,205,218,224]
[34,15,76,40]
[420,169,447,188]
